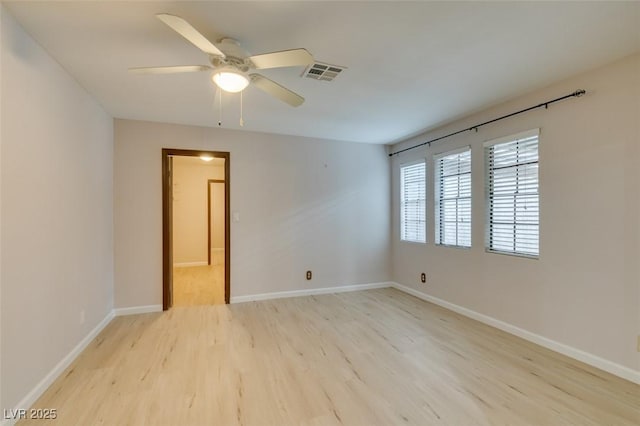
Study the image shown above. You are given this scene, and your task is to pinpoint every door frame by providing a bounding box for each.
[162,148,230,310]
[207,179,225,265]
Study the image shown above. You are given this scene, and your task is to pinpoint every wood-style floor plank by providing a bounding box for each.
[19,288,639,425]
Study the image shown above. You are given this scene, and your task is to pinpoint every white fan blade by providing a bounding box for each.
[250,74,304,107]
[156,14,225,57]
[249,49,313,70]
[129,65,212,74]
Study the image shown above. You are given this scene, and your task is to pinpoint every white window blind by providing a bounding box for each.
[435,148,471,248]
[400,161,426,243]
[485,130,539,257]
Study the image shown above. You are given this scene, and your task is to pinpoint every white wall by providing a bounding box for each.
[114,120,390,307]
[172,157,223,265]
[0,4,4,412]
[0,8,114,411]
[390,54,640,374]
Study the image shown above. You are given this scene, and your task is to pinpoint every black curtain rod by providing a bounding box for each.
[388,89,586,157]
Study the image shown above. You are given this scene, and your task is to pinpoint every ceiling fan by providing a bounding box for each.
[130,14,314,107]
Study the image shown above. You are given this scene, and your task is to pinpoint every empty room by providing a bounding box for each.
[0,1,638,425]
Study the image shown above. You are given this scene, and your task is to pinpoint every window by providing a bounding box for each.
[485,129,539,257]
[400,161,426,243]
[435,148,471,248]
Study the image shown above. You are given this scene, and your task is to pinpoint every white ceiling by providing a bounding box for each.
[4,1,640,144]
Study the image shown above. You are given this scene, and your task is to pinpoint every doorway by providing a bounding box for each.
[162,149,230,310]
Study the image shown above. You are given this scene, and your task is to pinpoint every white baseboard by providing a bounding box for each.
[173,261,207,267]
[113,305,163,316]
[230,281,393,304]
[2,311,115,426]
[391,282,640,385]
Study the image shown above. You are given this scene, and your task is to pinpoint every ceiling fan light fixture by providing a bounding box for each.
[212,68,250,93]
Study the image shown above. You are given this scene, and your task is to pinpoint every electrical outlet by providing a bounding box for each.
[80,310,86,325]
[306,270,312,280]
[420,272,426,283]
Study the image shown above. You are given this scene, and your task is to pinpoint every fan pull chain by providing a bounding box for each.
[218,89,223,126]
[240,91,244,127]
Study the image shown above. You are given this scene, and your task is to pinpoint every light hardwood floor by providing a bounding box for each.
[173,252,225,306]
[20,288,639,425]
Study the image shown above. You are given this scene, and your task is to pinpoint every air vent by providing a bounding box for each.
[302,62,346,82]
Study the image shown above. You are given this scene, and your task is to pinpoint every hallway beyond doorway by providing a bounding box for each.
[163,148,230,309]
[173,251,225,306]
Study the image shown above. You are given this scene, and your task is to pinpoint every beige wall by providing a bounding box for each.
[171,157,223,265]
[1,8,114,410]
[114,120,391,307]
[210,182,225,250]
[390,54,640,373]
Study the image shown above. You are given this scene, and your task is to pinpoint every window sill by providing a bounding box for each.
[485,248,539,260]
[400,239,427,245]
[435,243,471,250]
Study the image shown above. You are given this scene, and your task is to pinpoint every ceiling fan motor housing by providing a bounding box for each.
[210,55,250,72]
